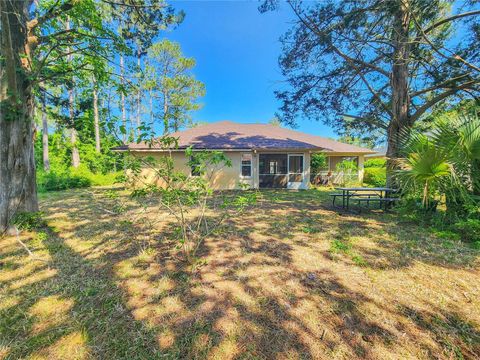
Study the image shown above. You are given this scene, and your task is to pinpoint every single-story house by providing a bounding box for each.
[115,121,375,190]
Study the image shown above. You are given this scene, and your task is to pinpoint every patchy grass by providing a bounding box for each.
[1,187,480,359]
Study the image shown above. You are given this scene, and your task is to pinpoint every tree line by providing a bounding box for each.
[0,0,204,232]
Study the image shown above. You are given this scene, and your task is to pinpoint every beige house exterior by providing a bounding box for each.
[117,121,375,190]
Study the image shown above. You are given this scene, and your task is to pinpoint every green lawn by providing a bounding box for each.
[1,187,479,359]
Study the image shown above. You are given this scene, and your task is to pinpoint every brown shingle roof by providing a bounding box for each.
[120,121,375,154]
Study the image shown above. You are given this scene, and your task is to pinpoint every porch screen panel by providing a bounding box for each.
[259,154,288,188]
[329,156,358,170]
[288,155,304,182]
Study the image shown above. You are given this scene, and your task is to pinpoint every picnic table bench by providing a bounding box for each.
[333,187,399,211]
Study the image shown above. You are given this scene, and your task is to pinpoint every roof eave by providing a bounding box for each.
[118,146,375,154]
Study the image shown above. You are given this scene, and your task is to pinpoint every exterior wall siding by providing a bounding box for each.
[133,151,255,190]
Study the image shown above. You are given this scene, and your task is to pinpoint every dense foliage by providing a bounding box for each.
[364,168,386,187]
[396,111,480,243]
[0,0,188,231]
[34,122,123,191]
[397,113,480,207]
[364,159,386,168]
[363,158,387,187]
[310,153,328,175]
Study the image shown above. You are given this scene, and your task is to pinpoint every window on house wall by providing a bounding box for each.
[241,153,252,177]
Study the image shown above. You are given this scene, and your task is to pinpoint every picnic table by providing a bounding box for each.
[332,187,399,210]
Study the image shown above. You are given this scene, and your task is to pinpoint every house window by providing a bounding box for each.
[241,153,252,178]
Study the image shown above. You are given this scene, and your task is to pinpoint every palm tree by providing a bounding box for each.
[396,112,479,211]
[431,113,480,195]
[396,132,455,208]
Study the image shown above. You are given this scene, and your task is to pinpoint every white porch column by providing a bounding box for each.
[358,155,365,183]
[303,151,311,189]
[253,150,259,189]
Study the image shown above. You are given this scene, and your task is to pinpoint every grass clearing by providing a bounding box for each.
[1,187,479,359]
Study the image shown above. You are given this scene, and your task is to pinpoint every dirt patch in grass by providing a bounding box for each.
[1,187,479,359]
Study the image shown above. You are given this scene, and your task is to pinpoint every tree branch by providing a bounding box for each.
[100,0,162,8]
[38,28,114,43]
[410,11,480,74]
[410,74,472,97]
[287,1,391,79]
[410,81,478,123]
[423,9,480,35]
[27,0,74,31]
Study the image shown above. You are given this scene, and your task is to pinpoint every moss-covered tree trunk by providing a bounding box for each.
[0,1,39,232]
[386,0,412,187]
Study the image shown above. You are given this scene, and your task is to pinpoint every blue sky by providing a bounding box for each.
[165,1,338,138]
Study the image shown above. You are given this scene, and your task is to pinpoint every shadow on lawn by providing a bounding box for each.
[1,197,165,359]
[259,189,480,271]
[2,187,479,359]
[398,305,480,358]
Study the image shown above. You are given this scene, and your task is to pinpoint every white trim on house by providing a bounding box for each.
[239,153,253,179]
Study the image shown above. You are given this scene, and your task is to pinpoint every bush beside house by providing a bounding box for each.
[363,158,386,187]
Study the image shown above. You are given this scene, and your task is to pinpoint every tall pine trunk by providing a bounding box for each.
[0,1,39,232]
[69,87,80,167]
[41,92,50,171]
[120,54,127,143]
[66,18,80,168]
[135,47,141,139]
[386,0,412,186]
[93,77,101,153]
[163,88,169,134]
[149,89,154,123]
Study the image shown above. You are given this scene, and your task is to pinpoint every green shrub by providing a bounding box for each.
[363,167,386,187]
[454,219,480,242]
[37,166,121,192]
[37,169,91,192]
[70,166,122,186]
[336,160,358,186]
[433,230,461,241]
[364,158,386,168]
[12,212,46,231]
[311,153,328,174]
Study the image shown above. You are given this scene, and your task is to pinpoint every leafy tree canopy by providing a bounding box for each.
[261,0,480,153]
